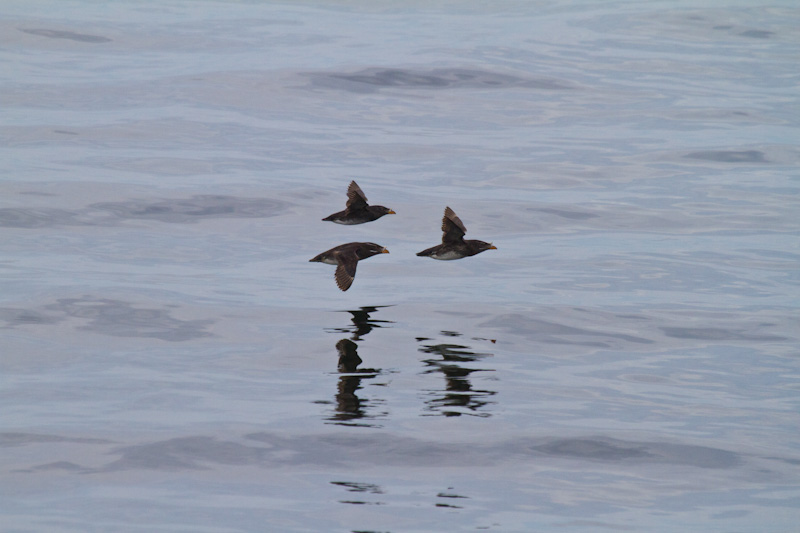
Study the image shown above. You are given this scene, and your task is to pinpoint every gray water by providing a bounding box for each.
[2,1,799,531]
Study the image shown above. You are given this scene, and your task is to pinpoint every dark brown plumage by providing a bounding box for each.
[335,338,363,372]
[322,180,396,225]
[417,207,496,260]
[309,242,390,291]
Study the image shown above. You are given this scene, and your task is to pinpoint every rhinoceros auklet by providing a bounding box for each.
[417,207,496,260]
[310,242,390,291]
[322,180,395,225]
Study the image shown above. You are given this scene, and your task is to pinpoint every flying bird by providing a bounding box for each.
[310,242,390,291]
[322,180,396,225]
[417,207,496,260]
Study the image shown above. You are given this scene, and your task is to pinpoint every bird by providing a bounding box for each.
[322,180,396,224]
[309,242,390,291]
[417,207,496,260]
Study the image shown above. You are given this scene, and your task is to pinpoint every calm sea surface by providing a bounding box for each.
[2,1,799,531]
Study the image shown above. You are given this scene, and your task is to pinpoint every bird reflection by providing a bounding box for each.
[335,338,378,374]
[326,307,392,427]
[417,331,496,417]
[326,305,394,341]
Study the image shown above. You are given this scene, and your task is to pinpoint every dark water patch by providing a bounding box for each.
[711,26,774,39]
[96,433,350,472]
[558,521,637,531]
[17,191,58,196]
[686,150,767,163]
[53,130,78,135]
[91,195,291,224]
[765,456,800,466]
[534,207,599,220]
[527,437,740,468]
[0,208,79,228]
[0,308,62,327]
[532,438,651,460]
[28,432,745,474]
[712,510,749,519]
[44,297,214,341]
[662,327,786,342]
[1,195,291,228]
[246,432,480,468]
[20,28,112,43]
[100,432,743,471]
[22,461,89,473]
[308,67,573,93]
[101,436,270,472]
[0,432,112,447]
[741,249,800,261]
[740,30,774,39]
[480,314,654,347]
[619,373,668,384]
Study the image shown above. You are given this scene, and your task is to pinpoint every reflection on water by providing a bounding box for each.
[335,339,366,373]
[330,480,385,506]
[325,305,394,341]
[324,307,393,427]
[5,0,799,529]
[322,307,499,422]
[330,338,384,426]
[417,331,497,418]
[329,478,468,510]
[435,491,469,509]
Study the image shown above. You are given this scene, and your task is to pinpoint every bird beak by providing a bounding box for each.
[387,209,396,215]
[382,248,390,254]
[489,244,497,250]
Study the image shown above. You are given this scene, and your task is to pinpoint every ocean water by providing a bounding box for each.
[2,1,799,531]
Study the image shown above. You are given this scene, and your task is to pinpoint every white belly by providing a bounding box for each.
[431,250,463,260]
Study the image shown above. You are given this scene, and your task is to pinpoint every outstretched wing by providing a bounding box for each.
[345,180,369,212]
[334,253,359,291]
[441,206,466,244]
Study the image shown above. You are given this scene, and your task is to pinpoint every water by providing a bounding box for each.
[2,1,799,531]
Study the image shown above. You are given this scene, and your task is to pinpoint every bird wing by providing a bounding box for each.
[334,253,359,291]
[345,180,369,212]
[441,206,466,243]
